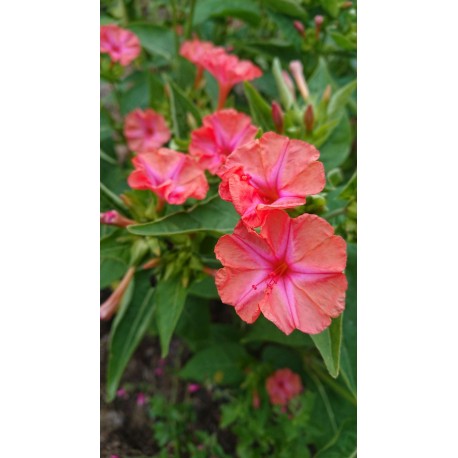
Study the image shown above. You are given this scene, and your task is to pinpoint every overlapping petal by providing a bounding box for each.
[100,24,141,66]
[220,132,325,227]
[189,109,258,175]
[127,148,208,205]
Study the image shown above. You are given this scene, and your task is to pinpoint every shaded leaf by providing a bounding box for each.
[155,275,188,358]
[315,419,357,457]
[106,271,156,401]
[243,82,275,132]
[193,0,261,26]
[127,24,175,59]
[127,195,239,237]
[320,114,353,171]
[320,0,339,18]
[311,315,343,378]
[328,80,357,119]
[264,0,307,20]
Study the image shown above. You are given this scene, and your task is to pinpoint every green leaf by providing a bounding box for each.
[127,195,239,237]
[180,343,250,385]
[155,275,188,358]
[100,182,129,214]
[188,275,219,299]
[166,78,202,140]
[127,24,175,59]
[327,80,357,119]
[320,0,339,18]
[308,58,336,96]
[315,419,357,458]
[320,114,353,171]
[243,82,275,132]
[330,31,357,51]
[193,0,261,26]
[119,71,151,116]
[339,172,357,201]
[340,244,357,397]
[311,315,343,378]
[100,230,131,288]
[106,271,156,401]
[264,0,307,20]
[243,316,312,348]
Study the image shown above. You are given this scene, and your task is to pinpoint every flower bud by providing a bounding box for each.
[304,105,314,132]
[289,60,309,101]
[187,383,200,394]
[314,15,324,39]
[100,210,135,227]
[271,101,284,134]
[341,1,353,8]
[293,20,305,37]
[281,70,296,102]
[322,84,332,103]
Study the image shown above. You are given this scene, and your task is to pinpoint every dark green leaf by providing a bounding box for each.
[106,271,156,401]
[243,82,275,132]
[328,80,357,119]
[243,316,312,347]
[127,24,175,59]
[188,275,219,299]
[155,275,188,358]
[340,244,357,397]
[127,195,239,237]
[308,58,336,96]
[100,182,129,214]
[339,172,357,201]
[320,0,339,18]
[180,343,250,385]
[320,114,353,171]
[264,0,307,20]
[193,0,261,26]
[330,32,357,51]
[166,78,202,139]
[100,230,131,288]
[311,315,343,378]
[315,419,357,458]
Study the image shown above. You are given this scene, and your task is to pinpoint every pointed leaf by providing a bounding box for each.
[243,81,275,132]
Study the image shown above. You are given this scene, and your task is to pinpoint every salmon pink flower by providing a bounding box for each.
[180,38,223,88]
[214,210,347,334]
[189,109,258,176]
[127,148,209,205]
[266,368,303,406]
[202,51,263,109]
[219,132,325,227]
[124,109,171,154]
[100,24,141,66]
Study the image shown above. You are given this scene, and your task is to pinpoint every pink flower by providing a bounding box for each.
[214,210,347,334]
[202,51,263,109]
[116,388,128,399]
[266,368,303,406]
[124,109,171,154]
[189,109,258,176]
[136,392,147,406]
[219,132,325,227]
[127,148,209,205]
[100,24,141,66]
[187,383,200,394]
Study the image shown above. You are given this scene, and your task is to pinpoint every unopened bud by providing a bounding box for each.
[322,84,332,103]
[314,15,324,39]
[271,101,284,134]
[289,60,309,101]
[304,105,314,132]
[341,1,353,8]
[100,266,136,320]
[293,20,305,37]
[281,70,296,102]
[100,210,135,227]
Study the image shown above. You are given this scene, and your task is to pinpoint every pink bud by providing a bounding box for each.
[100,266,136,320]
[281,71,296,102]
[187,383,200,394]
[322,84,332,103]
[289,60,309,101]
[293,20,305,37]
[315,15,324,39]
[136,392,147,406]
[271,101,284,134]
[100,210,135,227]
[304,105,314,132]
[116,388,127,399]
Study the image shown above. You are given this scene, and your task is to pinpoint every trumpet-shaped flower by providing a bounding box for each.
[266,368,303,406]
[128,148,208,205]
[202,51,262,109]
[214,210,347,335]
[219,132,325,227]
[100,24,141,66]
[124,109,171,154]
[189,109,258,176]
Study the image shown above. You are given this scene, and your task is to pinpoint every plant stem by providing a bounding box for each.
[186,0,196,39]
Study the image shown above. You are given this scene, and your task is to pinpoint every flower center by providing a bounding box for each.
[251,261,289,293]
